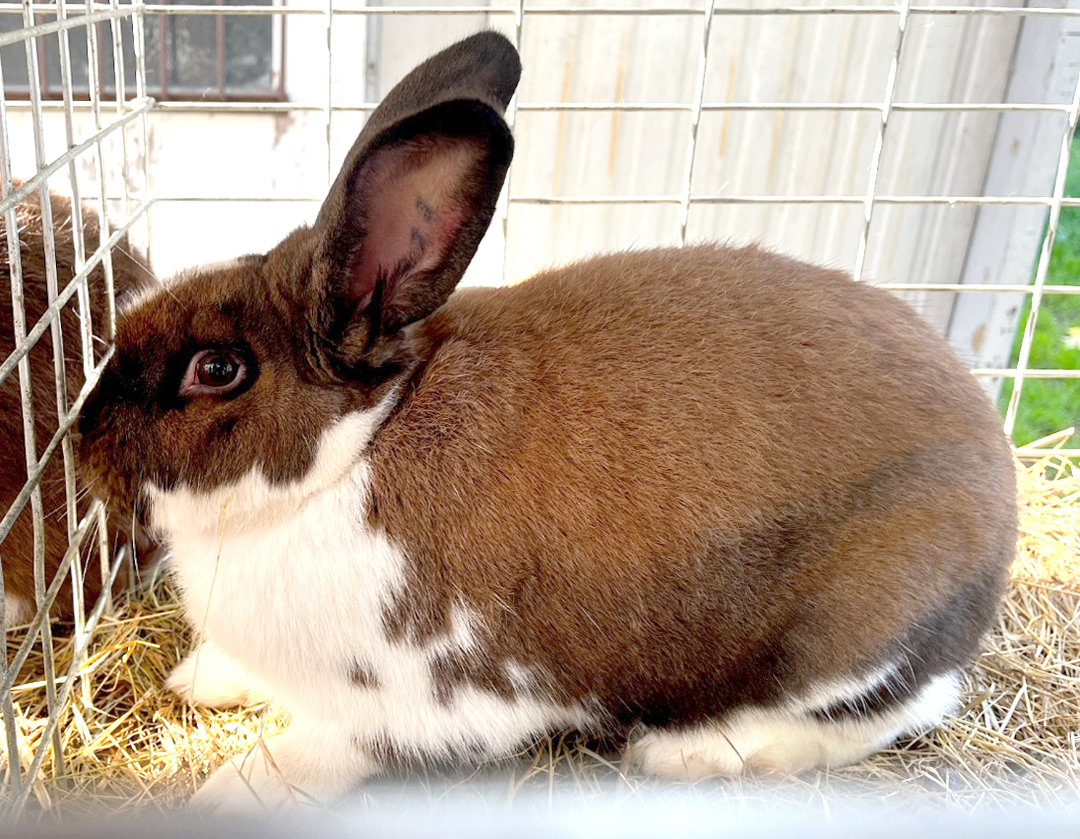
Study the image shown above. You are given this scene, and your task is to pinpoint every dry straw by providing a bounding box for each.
[3,430,1079,815]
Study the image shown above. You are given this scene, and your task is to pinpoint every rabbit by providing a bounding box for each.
[1,184,156,626]
[77,30,1017,811]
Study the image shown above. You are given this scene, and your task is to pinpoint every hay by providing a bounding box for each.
[3,432,1079,815]
[3,583,289,814]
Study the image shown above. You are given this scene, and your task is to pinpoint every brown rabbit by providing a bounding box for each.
[1,185,155,625]
[78,31,1016,811]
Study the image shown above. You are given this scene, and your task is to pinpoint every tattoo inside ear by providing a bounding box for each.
[411,197,438,256]
[416,197,436,224]
[327,130,500,329]
[407,198,438,264]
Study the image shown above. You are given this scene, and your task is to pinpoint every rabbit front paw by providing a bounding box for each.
[166,640,267,708]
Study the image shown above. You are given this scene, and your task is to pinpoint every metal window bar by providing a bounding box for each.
[0,40,28,800]
[12,190,1080,204]
[140,0,286,103]
[53,0,90,708]
[676,0,715,246]
[0,1,286,103]
[1,0,1078,820]
[108,0,131,217]
[324,0,331,184]
[87,1,117,348]
[851,0,908,283]
[7,100,1077,115]
[131,0,153,279]
[0,2,1078,17]
[2,3,1076,16]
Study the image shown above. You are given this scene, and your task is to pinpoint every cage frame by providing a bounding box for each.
[1,0,1079,820]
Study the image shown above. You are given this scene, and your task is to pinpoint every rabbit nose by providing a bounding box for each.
[78,362,121,437]
[78,359,137,439]
[78,390,104,438]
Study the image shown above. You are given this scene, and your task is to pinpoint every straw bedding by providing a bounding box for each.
[3,432,1079,815]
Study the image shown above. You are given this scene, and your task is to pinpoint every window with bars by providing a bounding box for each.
[0,0,283,101]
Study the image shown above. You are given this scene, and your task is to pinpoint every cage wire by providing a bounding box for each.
[0,0,152,820]
[0,0,1078,822]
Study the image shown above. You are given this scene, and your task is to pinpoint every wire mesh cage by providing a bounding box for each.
[0,0,153,817]
[0,0,1078,821]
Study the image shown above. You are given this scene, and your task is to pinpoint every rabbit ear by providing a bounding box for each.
[310,31,519,350]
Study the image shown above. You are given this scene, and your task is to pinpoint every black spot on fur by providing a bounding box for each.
[429,653,465,705]
[428,651,518,707]
[348,658,379,689]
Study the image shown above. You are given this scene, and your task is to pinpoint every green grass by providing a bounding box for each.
[997,138,1080,446]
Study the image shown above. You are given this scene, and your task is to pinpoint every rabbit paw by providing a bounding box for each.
[166,640,267,708]
[190,741,309,814]
[190,724,376,814]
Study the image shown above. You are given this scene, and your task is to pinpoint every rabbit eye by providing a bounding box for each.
[180,348,248,397]
[199,355,237,385]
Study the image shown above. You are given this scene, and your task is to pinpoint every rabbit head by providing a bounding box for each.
[78,31,519,535]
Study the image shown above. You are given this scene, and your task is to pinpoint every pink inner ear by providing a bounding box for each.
[348,136,475,311]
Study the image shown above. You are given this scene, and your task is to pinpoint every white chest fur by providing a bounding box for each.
[148,410,593,761]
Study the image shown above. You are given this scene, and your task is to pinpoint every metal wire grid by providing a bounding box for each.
[0,0,1077,819]
[0,0,150,818]
[10,3,1074,443]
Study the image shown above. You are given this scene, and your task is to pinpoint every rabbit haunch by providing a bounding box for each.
[76,31,1015,808]
[364,247,1010,733]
